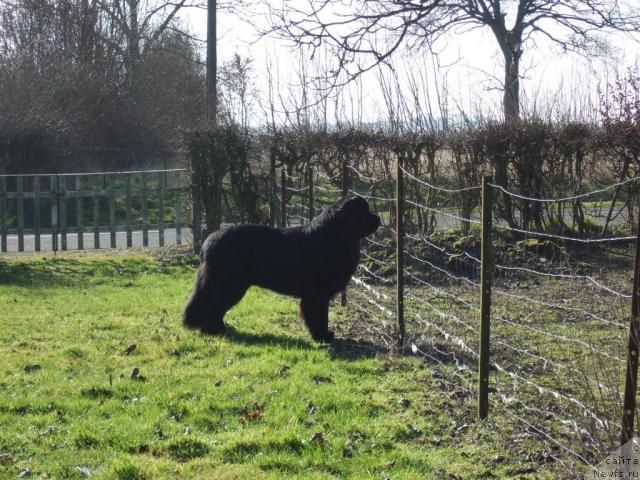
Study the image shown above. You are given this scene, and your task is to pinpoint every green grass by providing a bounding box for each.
[0,251,560,479]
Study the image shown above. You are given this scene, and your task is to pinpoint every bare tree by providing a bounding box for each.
[0,0,206,172]
[267,0,640,121]
[219,53,257,131]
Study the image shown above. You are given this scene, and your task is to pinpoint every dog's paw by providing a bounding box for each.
[317,330,335,343]
[200,323,226,335]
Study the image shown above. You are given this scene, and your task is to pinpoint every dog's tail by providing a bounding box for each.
[182,264,208,329]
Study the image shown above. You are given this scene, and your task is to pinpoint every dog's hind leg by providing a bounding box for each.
[299,296,334,342]
[199,272,248,335]
[183,264,210,330]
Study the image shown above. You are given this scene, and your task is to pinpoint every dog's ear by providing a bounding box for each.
[330,195,379,239]
[338,195,365,212]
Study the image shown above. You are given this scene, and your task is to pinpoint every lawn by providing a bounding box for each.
[0,250,560,479]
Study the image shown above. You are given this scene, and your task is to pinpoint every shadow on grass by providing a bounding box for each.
[0,260,80,288]
[222,326,378,361]
[0,256,179,288]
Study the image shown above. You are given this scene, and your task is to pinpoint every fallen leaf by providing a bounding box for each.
[312,375,332,384]
[242,410,262,423]
[242,402,263,423]
[310,432,325,445]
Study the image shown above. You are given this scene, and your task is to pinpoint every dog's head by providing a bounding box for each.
[334,195,380,239]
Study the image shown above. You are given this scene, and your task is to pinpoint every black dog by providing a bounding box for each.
[183,195,380,342]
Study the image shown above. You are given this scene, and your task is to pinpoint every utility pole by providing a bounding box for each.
[207,0,217,124]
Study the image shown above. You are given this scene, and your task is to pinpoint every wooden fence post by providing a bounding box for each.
[175,171,182,245]
[76,176,84,250]
[60,176,67,251]
[269,147,276,227]
[126,173,132,248]
[281,169,287,228]
[621,211,640,444]
[478,175,494,420]
[396,153,405,349]
[51,175,59,252]
[109,174,116,249]
[34,176,41,252]
[341,159,350,307]
[191,170,202,253]
[158,172,165,247]
[308,163,314,223]
[16,175,24,252]
[92,175,100,249]
[0,176,6,252]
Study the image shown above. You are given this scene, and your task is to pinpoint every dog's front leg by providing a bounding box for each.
[299,296,334,342]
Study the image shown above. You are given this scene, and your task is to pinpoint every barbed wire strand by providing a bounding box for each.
[496,315,624,363]
[489,176,640,203]
[405,273,479,311]
[490,359,608,428]
[400,165,482,193]
[347,165,386,183]
[492,288,626,329]
[410,342,476,392]
[349,190,396,202]
[493,338,618,395]
[405,199,482,225]
[496,398,596,469]
[494,223,635,244]
[406,232,631,299]
[413,312,479,359]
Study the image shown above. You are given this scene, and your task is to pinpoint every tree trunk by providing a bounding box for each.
[503,49,520,122]
[207,0,217,124]
[127,0,140,73]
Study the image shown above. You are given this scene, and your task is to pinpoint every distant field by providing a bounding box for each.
[0,251,562,479]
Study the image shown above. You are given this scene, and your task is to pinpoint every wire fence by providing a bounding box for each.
[280,161,638,475]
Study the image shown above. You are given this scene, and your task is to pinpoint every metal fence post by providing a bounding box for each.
[622,212,640,444]
[479,175,494,420]
[396,152,405,349]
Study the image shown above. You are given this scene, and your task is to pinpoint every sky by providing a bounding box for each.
[179,2,640,126]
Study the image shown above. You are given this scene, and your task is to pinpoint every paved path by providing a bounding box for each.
[2,228,193,254]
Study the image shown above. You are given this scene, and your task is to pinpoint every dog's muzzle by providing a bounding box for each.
[365,213,381,236]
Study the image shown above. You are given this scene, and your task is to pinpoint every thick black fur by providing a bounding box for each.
[183,195,380,342]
